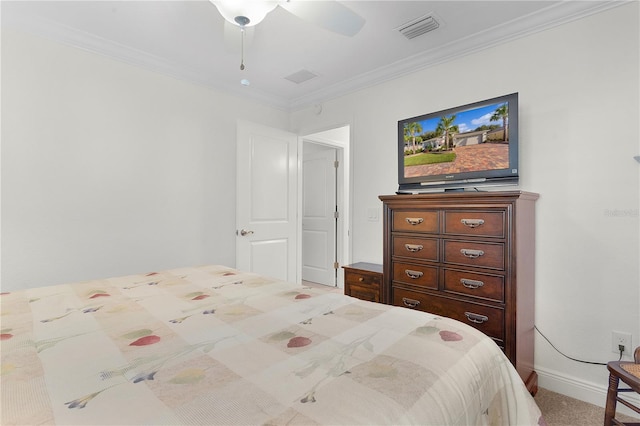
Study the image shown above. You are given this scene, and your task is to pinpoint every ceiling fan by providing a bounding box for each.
[211,0,366,36]
[210,0,366,71]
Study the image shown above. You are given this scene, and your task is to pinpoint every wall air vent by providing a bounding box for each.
[284,69,318,84]
[397,14,440,40]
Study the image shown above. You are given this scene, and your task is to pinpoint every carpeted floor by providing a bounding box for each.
[535,387,639,425]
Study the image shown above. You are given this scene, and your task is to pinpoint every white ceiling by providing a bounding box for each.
[2,1,627,111]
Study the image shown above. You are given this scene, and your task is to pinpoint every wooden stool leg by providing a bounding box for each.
[604,372,620,425]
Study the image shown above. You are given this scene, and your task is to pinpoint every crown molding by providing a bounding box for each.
[2,9,292,110]
[287,1,630,111]
[3,1,629,112]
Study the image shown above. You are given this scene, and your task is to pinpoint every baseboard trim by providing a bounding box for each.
[537,365,640,419]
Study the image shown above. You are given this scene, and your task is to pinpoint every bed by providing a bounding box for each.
[1,265,544,425]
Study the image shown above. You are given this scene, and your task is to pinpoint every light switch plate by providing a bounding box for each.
[367,208,379,221]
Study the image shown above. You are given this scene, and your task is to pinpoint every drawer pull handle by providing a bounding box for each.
[461,278,484,289]
[405,217,424,225]
[404,244,424,252]
[358,277,364,282]
[461,219,485,228]
[402,297,421,308]
[464,312,489,324]
[460,249,484,259]
[405,269,424,279]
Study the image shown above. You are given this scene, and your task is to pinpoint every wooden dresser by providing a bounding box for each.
[379,191,539,395]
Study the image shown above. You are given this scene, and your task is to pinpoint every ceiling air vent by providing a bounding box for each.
[397,14,440,40]
[284,69,318,84]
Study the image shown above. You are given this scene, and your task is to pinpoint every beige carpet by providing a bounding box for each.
[535,387,639,426]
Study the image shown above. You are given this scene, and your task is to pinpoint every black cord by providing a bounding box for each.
[534,325,622,365]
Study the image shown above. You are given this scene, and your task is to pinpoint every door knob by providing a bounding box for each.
[239,229,254,236]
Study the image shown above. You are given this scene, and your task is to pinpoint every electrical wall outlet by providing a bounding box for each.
[612,331,632,356]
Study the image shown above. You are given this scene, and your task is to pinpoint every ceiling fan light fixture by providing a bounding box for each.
[212,0,279,27]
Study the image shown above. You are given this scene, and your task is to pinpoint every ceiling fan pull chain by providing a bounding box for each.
[240,27,245,71]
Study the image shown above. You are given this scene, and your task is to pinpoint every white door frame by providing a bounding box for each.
[296,124,351,289]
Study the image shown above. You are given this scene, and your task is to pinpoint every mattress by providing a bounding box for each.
[1,265,543,425]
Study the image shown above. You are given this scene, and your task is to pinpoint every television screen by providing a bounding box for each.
[397,93,519,192]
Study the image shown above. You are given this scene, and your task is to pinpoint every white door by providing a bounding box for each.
[236,120,298,282]
[302,143,337,286]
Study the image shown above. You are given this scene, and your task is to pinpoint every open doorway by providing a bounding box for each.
[301,125,350,289]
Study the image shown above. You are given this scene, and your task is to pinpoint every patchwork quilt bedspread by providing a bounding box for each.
[1,265,543,425]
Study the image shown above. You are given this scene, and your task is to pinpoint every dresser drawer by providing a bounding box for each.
[392,262,438,289]
[346,284,380,303]
[443,240,505,270]
[444,210,506,238]
[393,210,438,233]
[345,270,382,287]
[392,236,438,261]
[393,288,504,341]
[443,269,504,303]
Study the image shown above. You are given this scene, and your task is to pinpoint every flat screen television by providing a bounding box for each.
[397,92,519,193]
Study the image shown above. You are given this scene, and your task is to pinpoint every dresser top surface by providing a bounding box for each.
[343,262,383,274]
[379,190,539,203]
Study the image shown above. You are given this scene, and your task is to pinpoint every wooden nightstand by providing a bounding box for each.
[343,262,383,303]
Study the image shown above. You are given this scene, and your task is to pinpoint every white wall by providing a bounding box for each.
[291,2,639,407]
[1,28,288,291]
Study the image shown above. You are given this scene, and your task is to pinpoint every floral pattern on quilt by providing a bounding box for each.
[0,265,544,425]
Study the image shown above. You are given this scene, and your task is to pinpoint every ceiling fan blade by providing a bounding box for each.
[223,20,254,52]
[279,1,365,37]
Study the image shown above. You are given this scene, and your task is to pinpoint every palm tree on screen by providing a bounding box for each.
[490,103,509,141]
[404,122,422,154]
[436,115,458,150]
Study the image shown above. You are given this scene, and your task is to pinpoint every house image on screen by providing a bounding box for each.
[453,127,506,147]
